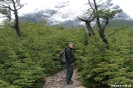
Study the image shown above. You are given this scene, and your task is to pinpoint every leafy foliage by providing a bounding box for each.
[0,20,133,88]
[0,8,8,15]
[77,27,133,87]
[93,9,122,19]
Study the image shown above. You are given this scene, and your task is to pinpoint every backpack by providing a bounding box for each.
[60,48,66,65]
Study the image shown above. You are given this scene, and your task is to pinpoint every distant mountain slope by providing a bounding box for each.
[107,20,133,27]
[19,0,133,27]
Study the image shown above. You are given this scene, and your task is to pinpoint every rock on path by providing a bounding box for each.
[43,69,85,88]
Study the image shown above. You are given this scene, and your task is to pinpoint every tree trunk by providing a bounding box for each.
[86,21,95,36]
[77,16,95,36]
[12,0,22,38]
[15,25,21,37]
[99,30,109,49]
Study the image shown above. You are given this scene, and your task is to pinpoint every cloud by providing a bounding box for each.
[18,0,133,18]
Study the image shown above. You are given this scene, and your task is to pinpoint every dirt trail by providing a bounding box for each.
[64,69,82,88]
[43,69,85,88]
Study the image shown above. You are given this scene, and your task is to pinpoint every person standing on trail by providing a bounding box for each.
[65,42,75,84]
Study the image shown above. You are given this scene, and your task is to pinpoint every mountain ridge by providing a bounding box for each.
[19,0,133,27]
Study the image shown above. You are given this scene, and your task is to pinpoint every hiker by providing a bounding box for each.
[65,42,75,84]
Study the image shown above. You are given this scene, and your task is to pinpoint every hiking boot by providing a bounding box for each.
[67,81,73,84]
[70,79,73,82]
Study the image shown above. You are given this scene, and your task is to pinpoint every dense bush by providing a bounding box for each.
[76,27,133,87]
[0,21,85,88]
[0,21,133,88]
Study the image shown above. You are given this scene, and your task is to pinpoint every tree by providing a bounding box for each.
[0,0,24,37]
[78,0,122,48]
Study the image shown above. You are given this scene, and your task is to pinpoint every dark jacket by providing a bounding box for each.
[65,47,74,64]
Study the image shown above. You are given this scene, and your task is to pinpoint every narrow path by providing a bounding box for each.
[43,69,85,88]
[64,69,82,88]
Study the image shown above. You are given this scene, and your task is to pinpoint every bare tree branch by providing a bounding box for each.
[77,16,95,36]
[88,0,95,11]
[77,16,89,22]
[16,4,24,10]
[106,29,119,38]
